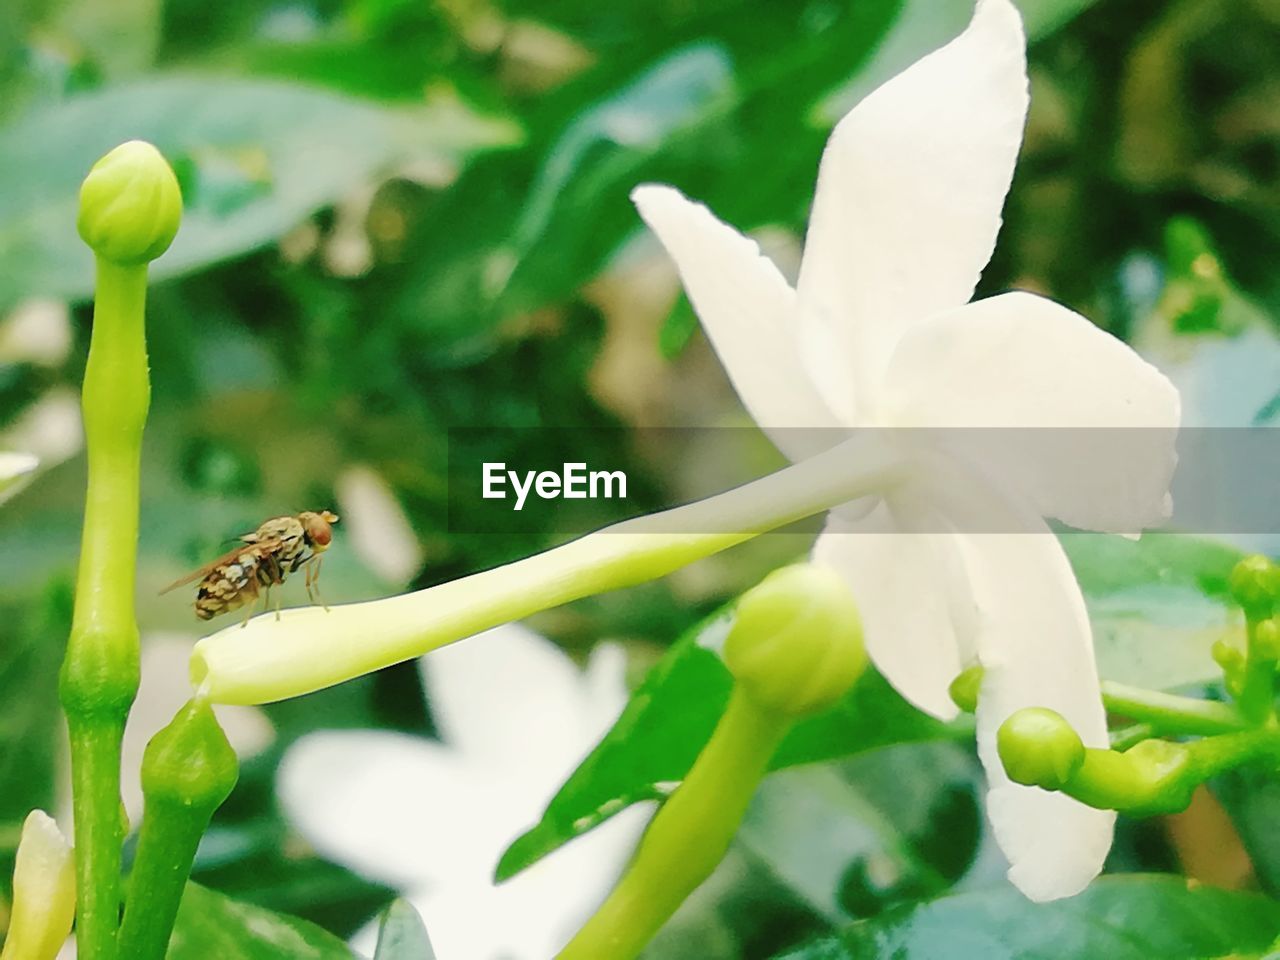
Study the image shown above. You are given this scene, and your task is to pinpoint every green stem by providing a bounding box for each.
[59,257,150,960]
[1068,727,1280,817]
[1238,620,1276,726]
[118,700,238,960]
[556,688,790,960]
[1100,680,1248,736]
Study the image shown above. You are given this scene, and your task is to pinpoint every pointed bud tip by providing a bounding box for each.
[997,707,1085,791]
[723,564,866,718]
[141,697,239,810]
[77,140,182,264]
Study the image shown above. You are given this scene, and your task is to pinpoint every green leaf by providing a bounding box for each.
[0,77,519,307]
[740,744,994,923]
[374,899,437,960]
[166,882,354,959]
[496,611,962,882]
[771,876,1280,960]
[1062,532,1246,689]
[0,581,68,899]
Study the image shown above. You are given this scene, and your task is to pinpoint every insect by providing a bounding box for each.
[162,511,339,625]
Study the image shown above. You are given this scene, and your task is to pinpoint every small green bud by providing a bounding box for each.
[1254,618,1280,661]
[997,707,1085,790]
[77,140,182,264]
[948,665,984,714]
[723,564,866,718]
[1212,638,1247,698]
[1228,555,1279,621]
[140,698,238,811]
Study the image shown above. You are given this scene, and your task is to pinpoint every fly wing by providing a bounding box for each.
[159,538,284,594]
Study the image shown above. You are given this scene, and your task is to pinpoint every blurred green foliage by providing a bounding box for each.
[1,0,1278,955]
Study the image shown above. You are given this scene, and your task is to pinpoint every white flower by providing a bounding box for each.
[631,0,1180,902]
[276,623,647,958]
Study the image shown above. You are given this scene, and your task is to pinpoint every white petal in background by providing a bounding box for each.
[335,464,424,585]
[881,291,1181,534]
[278,624,647,960]
[0,451,38,505]
[2,389,84,472]
[0,299,73,367]
[797,0,1029,406]
[630,184,841,460]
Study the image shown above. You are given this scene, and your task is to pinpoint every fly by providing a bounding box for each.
[162,511,339,626]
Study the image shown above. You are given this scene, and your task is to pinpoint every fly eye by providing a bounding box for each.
[309,520,332,546]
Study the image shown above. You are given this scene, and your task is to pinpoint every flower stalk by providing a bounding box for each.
[192,434,899,705]
[59,140,181,960]
[952,668,1248,737]
[555,566,864,960]
[118,699,239,960]
[998,707,1280,816]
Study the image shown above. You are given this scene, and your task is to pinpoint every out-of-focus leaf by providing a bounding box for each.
[771,876,1280,960]
[496,611,960,882]
[1213,769,1280,897]
[1018,0,1103,39]
[0,77,519,307]
[166,882,354,959]
[1063,532,1245,690]
[810,0,1100,127]
[0,582,68,899]
[386,1,902,352]
[740,744,993,924]
[374,900,436,960]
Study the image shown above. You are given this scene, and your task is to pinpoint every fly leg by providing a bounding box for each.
[240,582,260,629]
[263,554,284,622]
[305,557,329,612]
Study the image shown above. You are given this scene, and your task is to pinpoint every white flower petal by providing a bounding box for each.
[371,804,651,960]
[631,184,843,458]
[419,623,613,793]
[277,730,491,889]
[335,464,423,585]
[797,0,1029,407]
[882,291,1181,533]
[0,451,38,504]
[812,499,977,721]
[948,494,1114,901]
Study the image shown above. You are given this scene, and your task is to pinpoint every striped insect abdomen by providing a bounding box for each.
[195,548,275,620]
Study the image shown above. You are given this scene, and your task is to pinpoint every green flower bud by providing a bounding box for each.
[722,564,866,718]
[77,141,182,264]
[1212,638,1247,698]
[1228,554,1279,621]
[1254,617,1280,661]
[140,697,238,810]
[948,664,984,714]
[996,707,1085,790]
